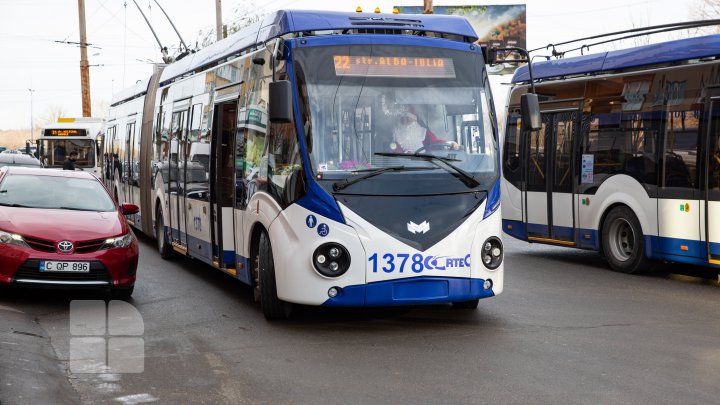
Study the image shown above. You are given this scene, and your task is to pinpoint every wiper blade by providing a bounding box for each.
[332,166,420,192]
[57,206,94,211]
[376,152,462,162]
[0,202,34,208]
[374,152,480,188]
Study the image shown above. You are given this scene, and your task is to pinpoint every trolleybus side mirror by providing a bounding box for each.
[520,93,541,131]
[269,80,293,123]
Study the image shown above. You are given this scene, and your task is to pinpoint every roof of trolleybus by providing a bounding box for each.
[511,34,720,83]
[110,9,480,106]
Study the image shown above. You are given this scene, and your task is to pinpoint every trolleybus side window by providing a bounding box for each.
[660,72,702,198]
[578,77,660,194]
[710,104,720,197]
[502,111,522,189]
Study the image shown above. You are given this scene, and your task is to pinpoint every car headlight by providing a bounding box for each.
[100,233,134,250]
[0,230,30,248]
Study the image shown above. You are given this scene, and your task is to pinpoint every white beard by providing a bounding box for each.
[393,121,425,151]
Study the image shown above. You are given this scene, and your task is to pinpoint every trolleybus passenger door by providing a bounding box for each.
[525,110,577,244]
[704,94,720,265]
[210,101,238,270]
[169,106,189,252]
[125,121,136,207]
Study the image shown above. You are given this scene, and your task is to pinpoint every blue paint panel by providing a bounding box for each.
[512,52,608,82]
[513,34,720,83]
[656,237,704,258]
[323,277,494,307]
[296,34,479,52]
[166,227,255,283]
[483,180,501,219]
[526,222,549,237]
[553,225,574,240]
[279,10,478,41]
[235,255,252,285]
[502,219,526,241]
[574,228,598,250]
[296,181,345,224]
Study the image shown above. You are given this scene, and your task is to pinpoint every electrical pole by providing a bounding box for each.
[215,0,224,41]
[78,0,92,117]
[423,0,433,14]
[29,89,34,141]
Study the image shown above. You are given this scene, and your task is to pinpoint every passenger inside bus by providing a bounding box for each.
[390,108,459,153]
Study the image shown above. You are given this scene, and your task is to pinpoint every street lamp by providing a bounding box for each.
[28,89,35,141]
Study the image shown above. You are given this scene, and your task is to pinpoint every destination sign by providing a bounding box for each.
[333,55,456,78]
[43,128,87,137]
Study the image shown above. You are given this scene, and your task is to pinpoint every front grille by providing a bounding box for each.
[75,238,106,254]
[14,260,110,282]
[24,236,55,253]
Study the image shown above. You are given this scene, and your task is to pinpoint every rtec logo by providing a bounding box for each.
[427,254,471,270]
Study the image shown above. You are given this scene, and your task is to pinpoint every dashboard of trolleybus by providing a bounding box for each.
[291,42,499,196]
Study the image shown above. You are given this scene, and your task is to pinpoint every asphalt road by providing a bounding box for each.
[1,234,719,404]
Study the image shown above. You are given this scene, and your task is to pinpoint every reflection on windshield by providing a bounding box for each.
[294,44,498,190]
[0,175,115,211]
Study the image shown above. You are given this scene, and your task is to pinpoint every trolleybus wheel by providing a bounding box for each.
[601,206,650,274]
[256,231,292,320]
[156,206,173,260]
[451,299,479,309]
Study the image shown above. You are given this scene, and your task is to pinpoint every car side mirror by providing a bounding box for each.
[520,93,541,131]
[120,203,139,215]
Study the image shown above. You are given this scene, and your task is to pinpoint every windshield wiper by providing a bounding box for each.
[0,202,35,208]
[57,206,94,211]
[332,166,425,192]
[374,152,481,188]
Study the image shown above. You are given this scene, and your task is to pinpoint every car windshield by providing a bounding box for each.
[0,174,116,211]
[293,44,498,192]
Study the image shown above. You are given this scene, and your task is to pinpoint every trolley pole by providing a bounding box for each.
[423,0,433,14]
[78,0,92,117]
[215,0,223,41]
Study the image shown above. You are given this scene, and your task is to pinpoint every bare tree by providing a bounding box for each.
[37,105,69,129]
[196,2,263,48]
[690,0,720,33]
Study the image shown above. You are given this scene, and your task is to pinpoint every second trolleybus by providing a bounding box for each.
[104,9,536,318]
[37,117,105,178]
[501,34,720,274]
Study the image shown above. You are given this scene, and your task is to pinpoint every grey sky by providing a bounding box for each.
[0,0,691,131]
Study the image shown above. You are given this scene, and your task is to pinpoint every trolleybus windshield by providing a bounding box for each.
[294,44,497,193]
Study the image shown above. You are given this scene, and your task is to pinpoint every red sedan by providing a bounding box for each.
[0,167,139,298]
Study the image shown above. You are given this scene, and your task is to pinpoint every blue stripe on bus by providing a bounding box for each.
[322,276,495,307]
[163,226,253,285]
[501,220,720,268]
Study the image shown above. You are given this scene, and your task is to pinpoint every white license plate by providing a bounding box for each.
[40,261,90,273]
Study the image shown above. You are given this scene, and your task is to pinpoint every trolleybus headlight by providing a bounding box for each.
[313,243,351,277]
[481,237,503,270]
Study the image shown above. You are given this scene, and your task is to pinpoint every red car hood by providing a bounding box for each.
[0,207,126,241]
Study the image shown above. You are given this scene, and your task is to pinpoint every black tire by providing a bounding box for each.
[601,206,650,274]
[156,206,173,260]
[112,286,134,299]
[256,231,292,320]
[451,299,479,309]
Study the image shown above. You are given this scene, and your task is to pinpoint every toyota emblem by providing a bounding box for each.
[57,241,74,253]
